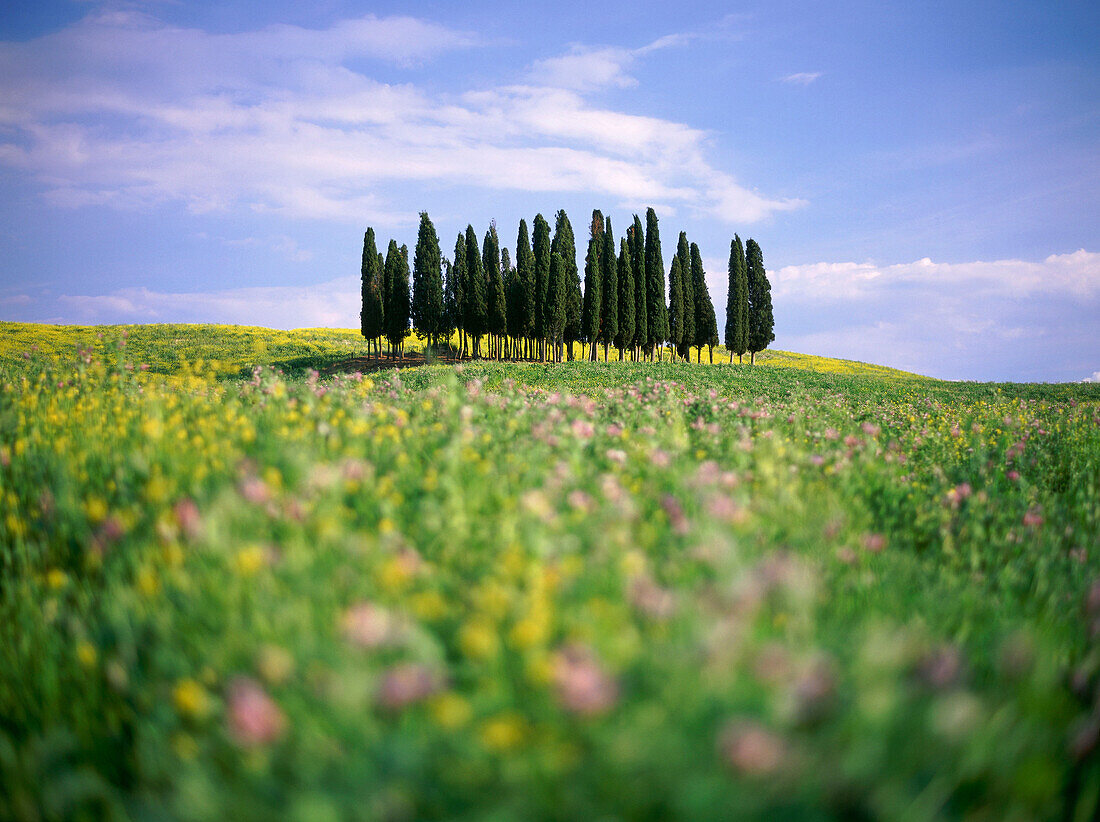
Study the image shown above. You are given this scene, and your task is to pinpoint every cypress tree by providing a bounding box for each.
[690,242,718,362]
[532,214,551,360]
[551,210,580,361]
[597,215,618,360]
[630,215,647,358]
[581,210,603,361]
[464,225,487,357]
[484,224,506,359]
[724,235,749,363]
[453,233,468,358]
[440,257,457,352]
[503,247,519,358]
[544,251,567,361]
[667,255,685,356]
[676,232,695,361]
[360,227,384,358]
[644,208,668,359]
[411,212,443,353]
[384,240,411,359]
[516,219,535,358]
[615,236,634,360]
[746,238,775,364]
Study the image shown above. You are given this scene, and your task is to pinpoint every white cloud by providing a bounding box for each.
[57,277,361,328]
[780,72,822,85]
[772,251,1100,381]
[1083,371,1100,383]
[0,15,797,225]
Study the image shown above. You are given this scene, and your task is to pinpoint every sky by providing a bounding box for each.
[1,0,1097,382]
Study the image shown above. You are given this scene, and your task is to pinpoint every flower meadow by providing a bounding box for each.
[1,327,1099,821]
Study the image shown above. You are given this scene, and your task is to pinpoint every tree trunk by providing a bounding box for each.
[750,351,755,365]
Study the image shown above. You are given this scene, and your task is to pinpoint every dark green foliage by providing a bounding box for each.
[464,226,487,339]
[359,228,383,342]
[676,232,695,358]
[597,215,617,349]
[746,238,775,356]
[544,251,567,349]
[630,215,647,349]
[484,225,506,337]
[384,240,410,349]
[668,255,685,349]
[725,235,749,358]
[440,257,457,343]
[552,210,581,351]
[515,219,536,340]
[532,214,551,341]
[504,248,521,343]
[691,242,719,357]
[452,233,467,339]
[411,213,444,347]
[644,208,668,347]
[581,210,603,351]
[615,237,635,354]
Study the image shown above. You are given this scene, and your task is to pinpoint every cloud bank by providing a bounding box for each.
[0,11,798,225]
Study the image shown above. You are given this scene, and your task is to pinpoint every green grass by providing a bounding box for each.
[1,324,1098,821]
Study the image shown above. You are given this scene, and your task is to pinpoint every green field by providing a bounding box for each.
[2,324,1098,820]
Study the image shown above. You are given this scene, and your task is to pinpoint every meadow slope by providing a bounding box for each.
[1,324,1098,820]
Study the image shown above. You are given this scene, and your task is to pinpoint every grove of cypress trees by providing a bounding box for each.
[411,212,443,353]
[676,232,695,362]
[384,240,411,359]
[516,219,535,359]
[545,251,567,361]
[551,210,580,361]
[453,233,468,358]
[746,238,775,364]
[724,235,749,363]
[360,227,384,359]
[464,225,487,357]
[644,208,668,360]
[630,215,647,360]
[615,236,634,360]
[581,210,603,361]
[532,214,551,360]
[668,255,685,357]
[690,242,718,362]
[597,215,618,361]
[484,224,506,359]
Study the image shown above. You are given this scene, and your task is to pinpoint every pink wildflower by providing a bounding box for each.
[227,677,286,747]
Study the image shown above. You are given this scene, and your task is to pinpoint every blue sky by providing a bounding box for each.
[1,0,1097,381]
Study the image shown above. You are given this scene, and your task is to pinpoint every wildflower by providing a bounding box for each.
[862,533,887,553]
[377,663,441,710]
[1023,508,1043,528]
[459,619,499,660]
[77,641,98,667]
[480,713,526,751]
[628,576,676,620]
[226,677,286,746]
[341,602,401,650]
[718,721,786,776]
[552,644,618,716]
[233,545,266,576]
[173,679,211,720]
[174,499,203,540]
[430,692,472,729]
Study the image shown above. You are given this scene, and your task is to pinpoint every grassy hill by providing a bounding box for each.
[1,322,1098,819]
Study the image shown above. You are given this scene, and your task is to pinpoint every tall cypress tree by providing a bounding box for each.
[360,227,384,358]
[724,235,749,363]
[532,214,551,360]
[544,251,567,361]
[690,243,718,362]
[644,208,668,358]
[516,219,535,357]
[551,210,580,361]
[581,209,603,361]
[667,255,685,356]
[464,225,487,356]
[440,257,457,351]
[411,212,443,353]
[615,236,634,360]
[630,215,647,358]
[746,238,775,364]
[453,233,468,358]
[676,232,695,361]
[597,215,618,360]
[484,224,506,358]
[503,247,519,358]
[384,240,411,359]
